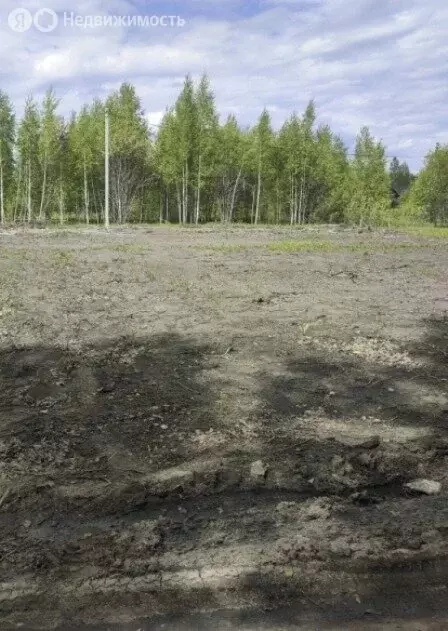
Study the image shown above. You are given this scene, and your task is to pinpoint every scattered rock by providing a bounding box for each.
[350,491,381,506]
[276,501,297,514]
[357,452,377,469]
[329,539,352,558]
[250,460,268,480]
[331,455,345,471]
[407,537,423,550]
[331,455,353,476]
[305,500,331,521]
[404,479,441,496]
[99,381,115,393]
[358,436,381,450]
[421,529,440,543]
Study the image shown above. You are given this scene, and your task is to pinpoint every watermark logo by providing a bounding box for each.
[8,8,34,32]
[34,8,59,32]
[7,8,186,33]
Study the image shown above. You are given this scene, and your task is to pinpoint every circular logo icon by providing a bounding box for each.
[8,8,33,32]
[34,8,58,33]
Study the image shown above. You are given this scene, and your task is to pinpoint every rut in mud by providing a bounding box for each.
[0,225,447,629]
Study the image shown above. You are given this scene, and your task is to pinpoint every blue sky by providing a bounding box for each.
[1,0,447,171]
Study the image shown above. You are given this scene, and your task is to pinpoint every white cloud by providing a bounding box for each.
[0,0,447,169]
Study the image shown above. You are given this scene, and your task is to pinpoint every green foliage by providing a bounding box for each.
[0,90,15,221]
[346,127,391,226]
[0,77,445,227]
[17,96,41,221]
[407,144,448,225]
[390,157,413,198]
[38,88,61,220]
[106,83,152,223]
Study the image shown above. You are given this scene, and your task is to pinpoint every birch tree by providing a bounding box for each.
[408,144,448,225]
[251,109,274,224]
[194,74,218,224]
[217,115,245,222]
[38,88,60,221]
[17,97,40,222]
[107,84,151,223]
[0,91,15,223]
[347,127,391,226]
[175,76,197,223]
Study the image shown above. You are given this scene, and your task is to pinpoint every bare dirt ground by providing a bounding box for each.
[0,224,447,630]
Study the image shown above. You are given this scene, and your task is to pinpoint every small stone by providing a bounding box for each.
[350,491,380,506]
[358,436,381,450]
[404,479,441,496]
[160,424,168,430]
[421,529,439,543]
[99,381,115,393]
[331,455,345,471]
[22,520,31,529]
[250,460,268,480]
[407,537,423,550]
[329,539,352,558]
[357,452,373,467]
[276,501,297,514]
[305,500,331,521]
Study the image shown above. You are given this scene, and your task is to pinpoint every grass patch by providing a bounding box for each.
[345,242,425,253]
[418,266,442,280]
[113,244,149,254]
[267,240,339,253]
[198,244,255,253]
[89,244,150,254]
[266,240,432,255]
[51,250,74,265]
[399,226,448,239]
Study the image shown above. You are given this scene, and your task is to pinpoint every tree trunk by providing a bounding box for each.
[83,160,90,225]
[250,185,256,224]
[184,159,189,224]
[290,173,294,225]
[276,178,280,224]
[59,181,64,225]
[0,145,4,224]
[229,169,242,223]
[118,197,122,224]
[181,166,186,224]
[195,154,201,225]
[14,164,22,223]
[176,182,182,224]
[298,159,307,225]
[255,163,262,225]
[39,159,47,221]
[27,161,32,222]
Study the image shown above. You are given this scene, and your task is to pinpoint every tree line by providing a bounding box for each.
[0,75,445,226]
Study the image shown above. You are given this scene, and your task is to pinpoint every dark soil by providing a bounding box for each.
[0,225,447,629]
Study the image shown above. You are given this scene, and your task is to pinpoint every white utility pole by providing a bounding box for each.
[104,106,110,229]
